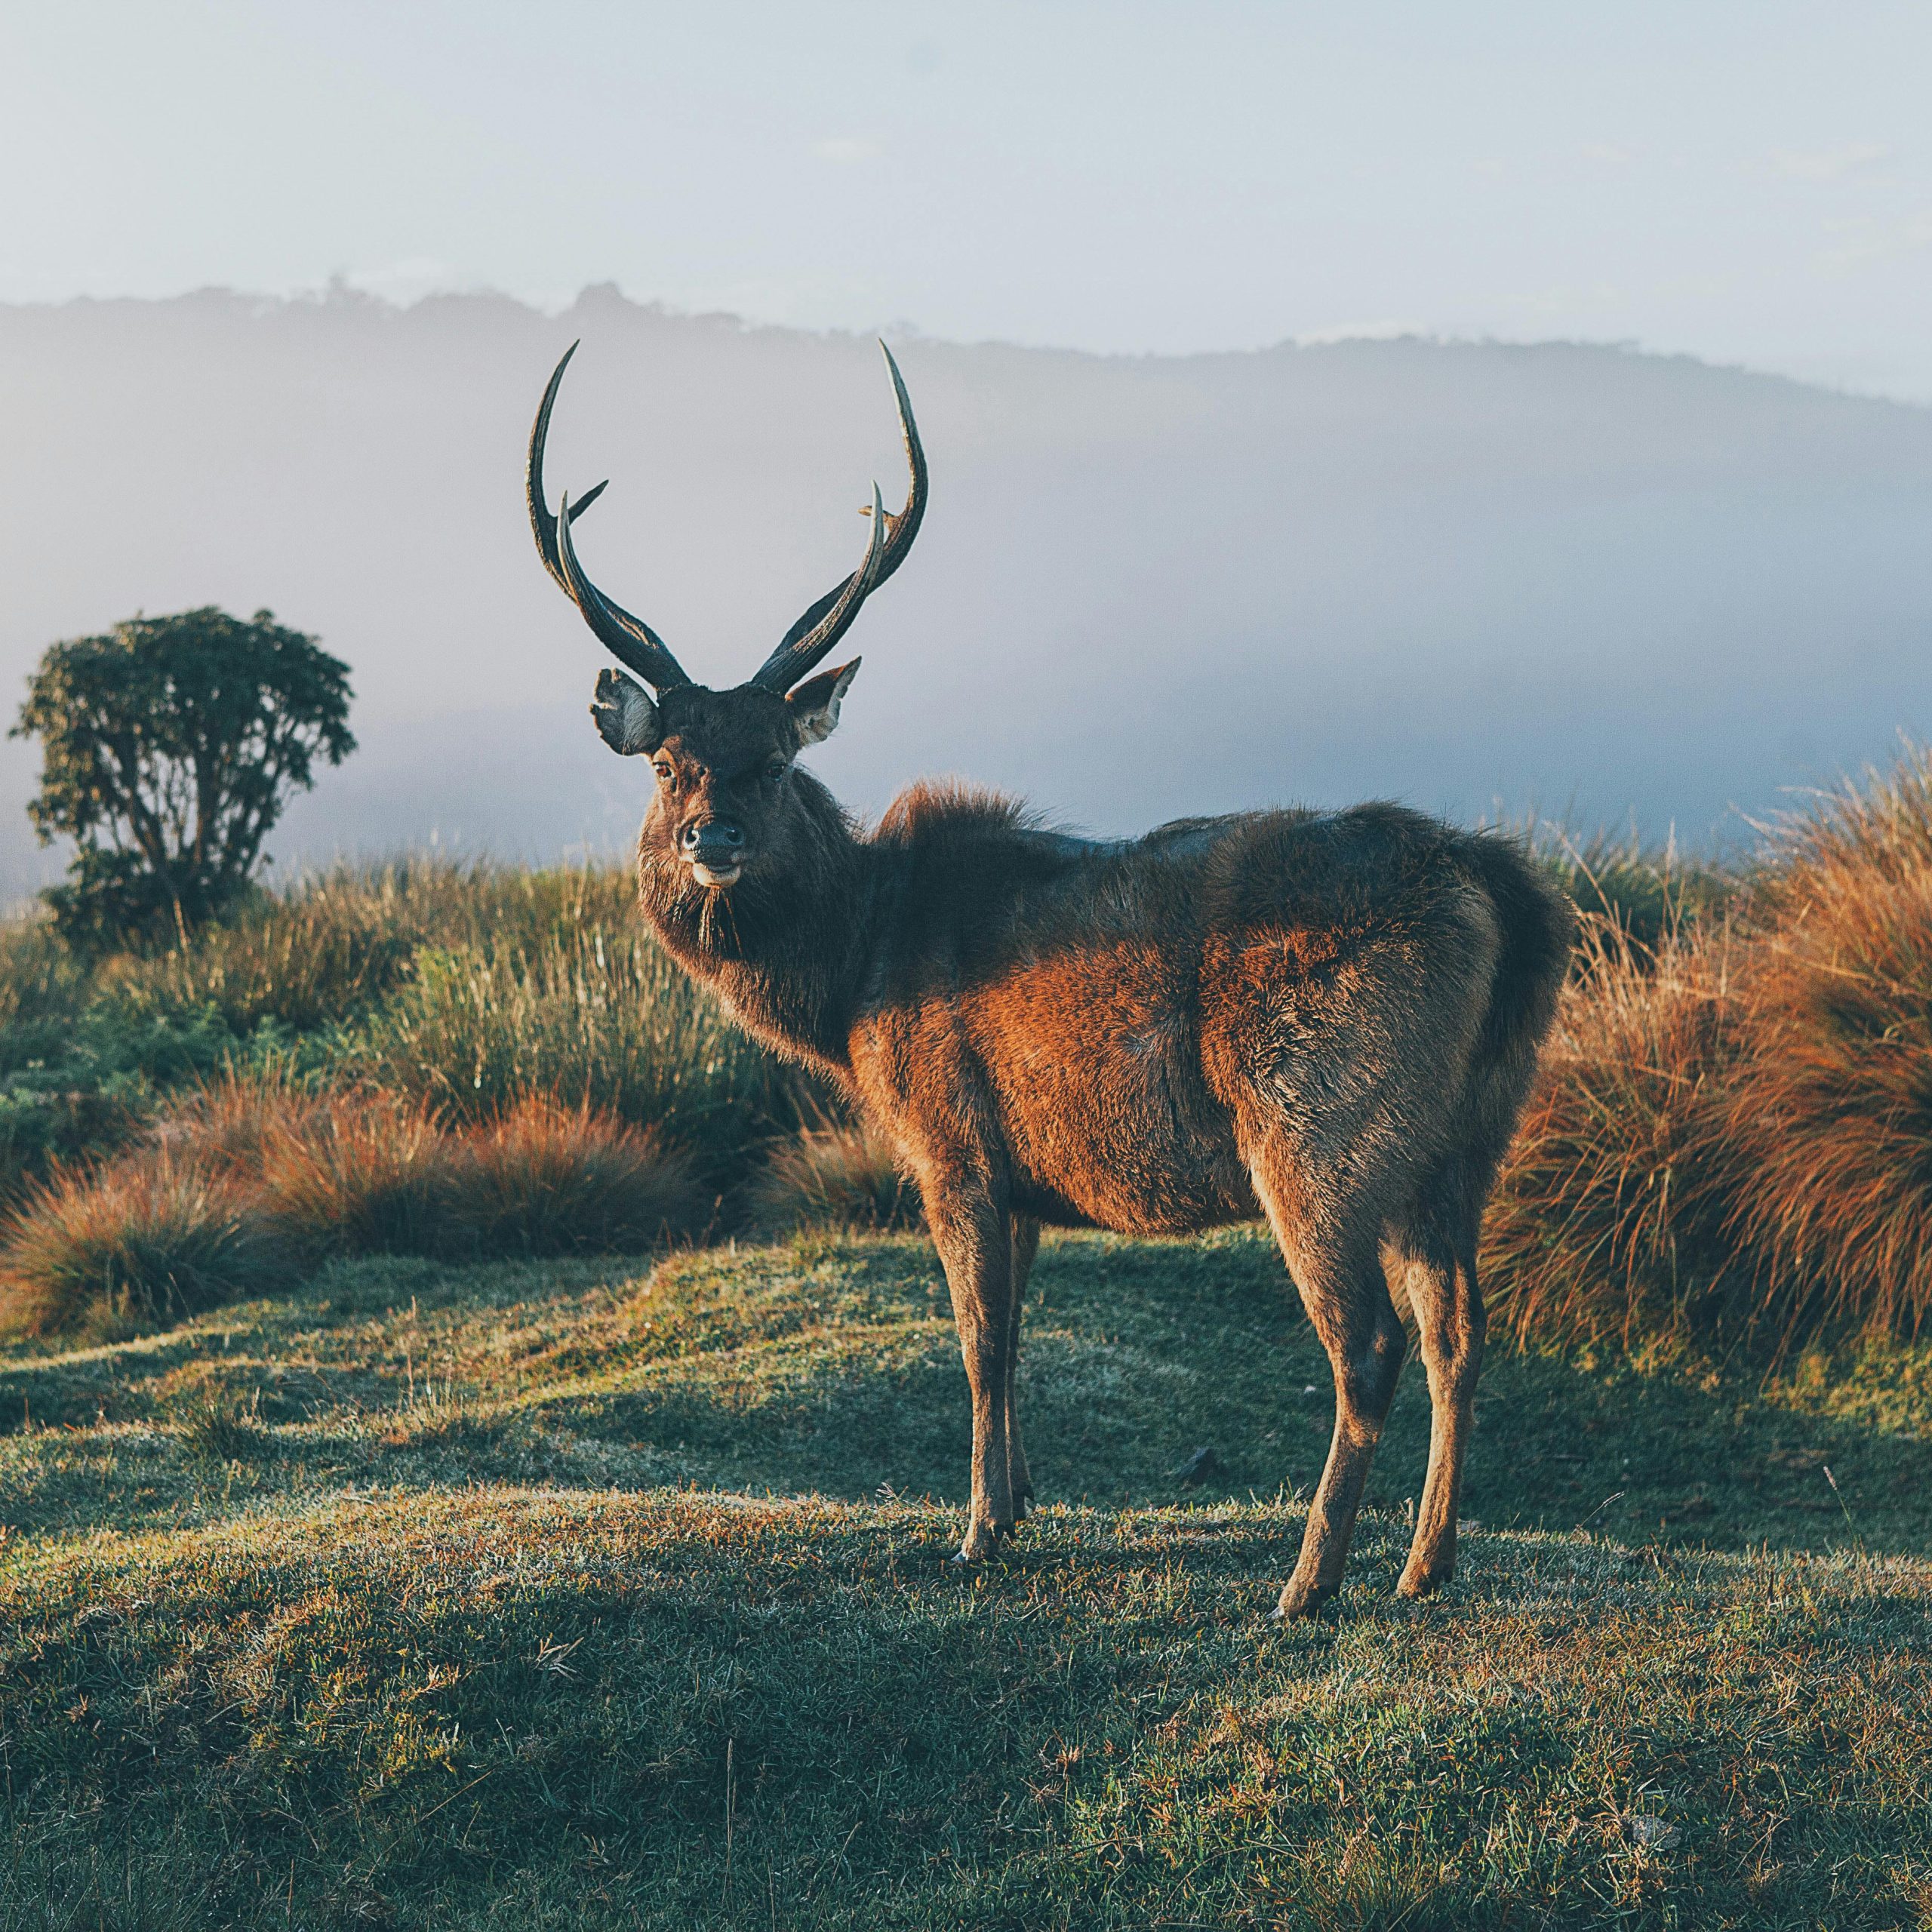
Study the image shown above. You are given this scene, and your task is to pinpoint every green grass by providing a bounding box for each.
[2,1230,1929,1927]
[0,861,795,1208]
[1534,826,1739,953]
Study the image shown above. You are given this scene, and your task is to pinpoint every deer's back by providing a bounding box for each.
[849,792,1545,1236]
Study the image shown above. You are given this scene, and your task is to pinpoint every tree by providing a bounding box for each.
[12,607,355,946]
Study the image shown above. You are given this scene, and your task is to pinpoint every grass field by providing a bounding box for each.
[9,758,1932,1924]
[4,1229,1929,1928]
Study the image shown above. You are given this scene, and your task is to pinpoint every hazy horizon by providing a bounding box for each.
[3,282,1930,907]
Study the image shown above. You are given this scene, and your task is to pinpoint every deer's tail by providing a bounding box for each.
[1458,832,1577,1174]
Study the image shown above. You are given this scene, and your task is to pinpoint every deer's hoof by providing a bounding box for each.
[954,1519,1016,1564]
[1396,1564,1453,1601]
[1271,1576,1337,1622]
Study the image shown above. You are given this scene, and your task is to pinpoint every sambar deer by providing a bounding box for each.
[527,342,1574,1617]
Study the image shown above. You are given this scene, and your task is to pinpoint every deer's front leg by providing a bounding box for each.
[927,1189,1017,1563]
[1007,1214,1041,1520]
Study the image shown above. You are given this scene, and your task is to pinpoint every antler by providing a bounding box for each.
[749,340,928,694]
[528,342,692,691]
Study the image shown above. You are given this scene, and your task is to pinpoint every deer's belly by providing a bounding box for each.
[974,987,1255,1237]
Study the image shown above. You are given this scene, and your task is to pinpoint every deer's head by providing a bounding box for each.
[528,343,924,890]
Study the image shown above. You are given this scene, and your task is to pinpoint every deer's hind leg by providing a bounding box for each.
[1250,1142,1408,1620]
[1384,1159,1489,1598]
[926,1186,1021,1563]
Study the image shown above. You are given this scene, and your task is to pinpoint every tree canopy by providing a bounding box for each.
[12,606,355,944]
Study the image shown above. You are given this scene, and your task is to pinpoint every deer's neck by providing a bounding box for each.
[636,781,874,1079]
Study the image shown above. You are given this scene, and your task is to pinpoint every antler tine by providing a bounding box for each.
[750,340,928,693]
[528,342,692,691]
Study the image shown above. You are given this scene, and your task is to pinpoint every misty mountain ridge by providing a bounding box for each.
[2,284,1929,906]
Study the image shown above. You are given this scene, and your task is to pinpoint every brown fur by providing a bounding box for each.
[607,668,1574,1614]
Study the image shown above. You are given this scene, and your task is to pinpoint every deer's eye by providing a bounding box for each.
[653,763,675,784]
[765,759,787,782]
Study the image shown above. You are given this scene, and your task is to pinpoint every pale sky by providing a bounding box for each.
[4,2,1930,398]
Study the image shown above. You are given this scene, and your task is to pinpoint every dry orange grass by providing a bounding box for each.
[1491,748,1932,1351]
[0,1148,286,1338]
[251,1089,461,1259]
[0,1078,707,1334]
[1484,917,1742,1346]
[1709,760,1932,1339]
[743,1123,923,1235]
[459,1097,706,1255]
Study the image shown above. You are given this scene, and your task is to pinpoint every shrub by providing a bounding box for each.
[457,1097,708,1255]
[0,1150,286,1339]
[743,1124,922,1236]
[11,607,354,946]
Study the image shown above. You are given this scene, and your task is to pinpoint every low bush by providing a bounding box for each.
[0,1149,286,1339]
[744,1123,922,1235]
[0,1001,242,1211]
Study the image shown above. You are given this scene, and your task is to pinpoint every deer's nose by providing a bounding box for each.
[682,820,745,857]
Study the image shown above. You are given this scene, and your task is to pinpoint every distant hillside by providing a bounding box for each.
[2,286,1930,900]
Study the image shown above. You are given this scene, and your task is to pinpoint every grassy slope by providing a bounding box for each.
[2,1231,1930,1928]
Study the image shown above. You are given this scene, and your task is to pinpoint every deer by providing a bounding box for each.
[526,340,1574,1618]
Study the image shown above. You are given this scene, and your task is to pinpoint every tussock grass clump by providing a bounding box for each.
[745,1123,922,1235]
[1712,761,1932,1338]
[178,1392,272,1463]
[0,1074,712,1337]
[0,1149,285,1338]
[252,1090,461,1259]
[1494,748,1932,1352]
[1485,919,1740,1346]
[459,1097,707,1255]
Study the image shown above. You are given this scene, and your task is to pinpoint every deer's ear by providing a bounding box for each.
[590,667,660,756]
[788,658,861,748]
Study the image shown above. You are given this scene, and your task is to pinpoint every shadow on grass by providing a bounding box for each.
[2,1231,1928,1558]
[524,1232,1932,1558]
